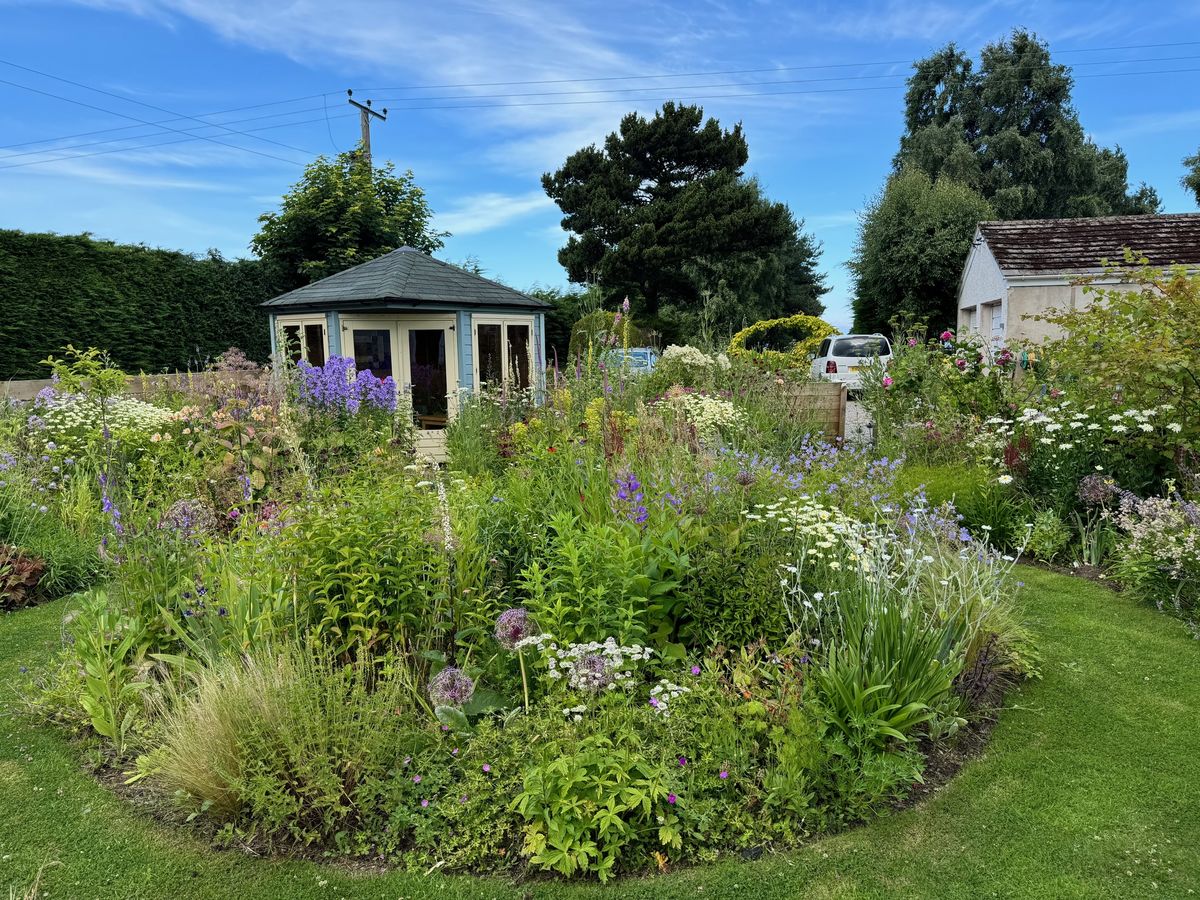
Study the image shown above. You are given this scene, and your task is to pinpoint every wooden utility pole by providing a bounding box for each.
[347,89,387,170]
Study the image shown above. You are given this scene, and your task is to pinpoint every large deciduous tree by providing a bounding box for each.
[850,169,994,334]
[896,30,1160,219]
[543,102,826,344]
[252,147,445,290]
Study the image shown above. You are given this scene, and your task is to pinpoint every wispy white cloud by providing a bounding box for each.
[1100,108,1200,142]
[69,0,852,179]
[434,190,554,237]
[787,0,1009,43]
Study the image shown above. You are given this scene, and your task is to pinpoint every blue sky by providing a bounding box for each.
[2,1,1199,330]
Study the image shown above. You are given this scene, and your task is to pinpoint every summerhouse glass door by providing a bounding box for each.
[399,318,457,433]
[404,326,449,430]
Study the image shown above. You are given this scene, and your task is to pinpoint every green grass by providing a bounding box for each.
[2,568,1198,898]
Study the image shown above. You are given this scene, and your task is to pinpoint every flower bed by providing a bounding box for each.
[861,262,1200,635]
[3,342,1034,881]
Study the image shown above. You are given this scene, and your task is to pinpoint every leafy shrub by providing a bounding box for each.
[69,592,150,755]
[1034,257,1200,453]
[279,471,450,660]
[1027,508,1071,562]
[516,734,677,881]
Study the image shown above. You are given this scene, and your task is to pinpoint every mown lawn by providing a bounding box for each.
[1,567,1198,899]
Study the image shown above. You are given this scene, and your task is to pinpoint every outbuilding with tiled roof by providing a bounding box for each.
[263,247,549,455]
[957,212,1200,344]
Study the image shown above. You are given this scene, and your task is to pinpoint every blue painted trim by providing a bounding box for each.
[456,310,474,391]
[534,312,547,397]
[326,310,342,356]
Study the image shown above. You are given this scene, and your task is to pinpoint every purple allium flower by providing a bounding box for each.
[719,770,728,779]
[570,654,614,693]
[482,764,491,773]
[649,697,660,708]
[420,798,429,808]
[412,775,422,784]
[1078,473,1119,507]
[678,756,687,767]
[159,498,218,539]
[667,794,677,805]
[494,608,532,650]
[428,666,476,707]
[690,665,701,676]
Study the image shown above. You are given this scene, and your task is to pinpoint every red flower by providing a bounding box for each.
[547,446,556,453]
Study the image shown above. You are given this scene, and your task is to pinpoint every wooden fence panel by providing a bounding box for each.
[2,372,248,403]
[777,382,847,439]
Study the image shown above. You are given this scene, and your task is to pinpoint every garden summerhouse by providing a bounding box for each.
[263,247,548,455]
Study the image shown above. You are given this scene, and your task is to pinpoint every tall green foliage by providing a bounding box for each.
[543,103,826,343]
[896,30,1160,219]
[850,169,994,332]
[0,231,276,379]
[252,147,445,290]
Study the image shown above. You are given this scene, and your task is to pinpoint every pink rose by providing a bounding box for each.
[954,358,966,370]
[882,375,894,388]
[940,330,954,341]
[907,338,918,347]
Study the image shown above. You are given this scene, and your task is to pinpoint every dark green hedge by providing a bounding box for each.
[0,230,280,379]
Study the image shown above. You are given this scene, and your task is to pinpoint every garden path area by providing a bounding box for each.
[1,566,1198,899]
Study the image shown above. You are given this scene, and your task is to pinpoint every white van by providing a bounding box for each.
[810,334,892,391]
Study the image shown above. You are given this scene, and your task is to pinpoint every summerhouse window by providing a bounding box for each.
[474,316,533,391]
[277,316,328,366]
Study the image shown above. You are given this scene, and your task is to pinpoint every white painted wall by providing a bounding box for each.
[957,232,1010,334]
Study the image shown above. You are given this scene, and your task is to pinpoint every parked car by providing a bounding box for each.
[602,347,659,374]
[810,334,892,391]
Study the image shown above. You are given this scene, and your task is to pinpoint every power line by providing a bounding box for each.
[372,53,1200,105]
[0,103,339,161]
[0,112,355,170]
[3,43,1198,173]
[373,65,1200,113]
[0,57,317,159]
[4,63,1196,171]
[355,39,1200,93]
[0,76,308,166]
[0,92,339,150]
[7,52,1194,164]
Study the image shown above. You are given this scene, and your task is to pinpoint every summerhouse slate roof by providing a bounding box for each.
[977,212,1200,276]
[262,247,548,310]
